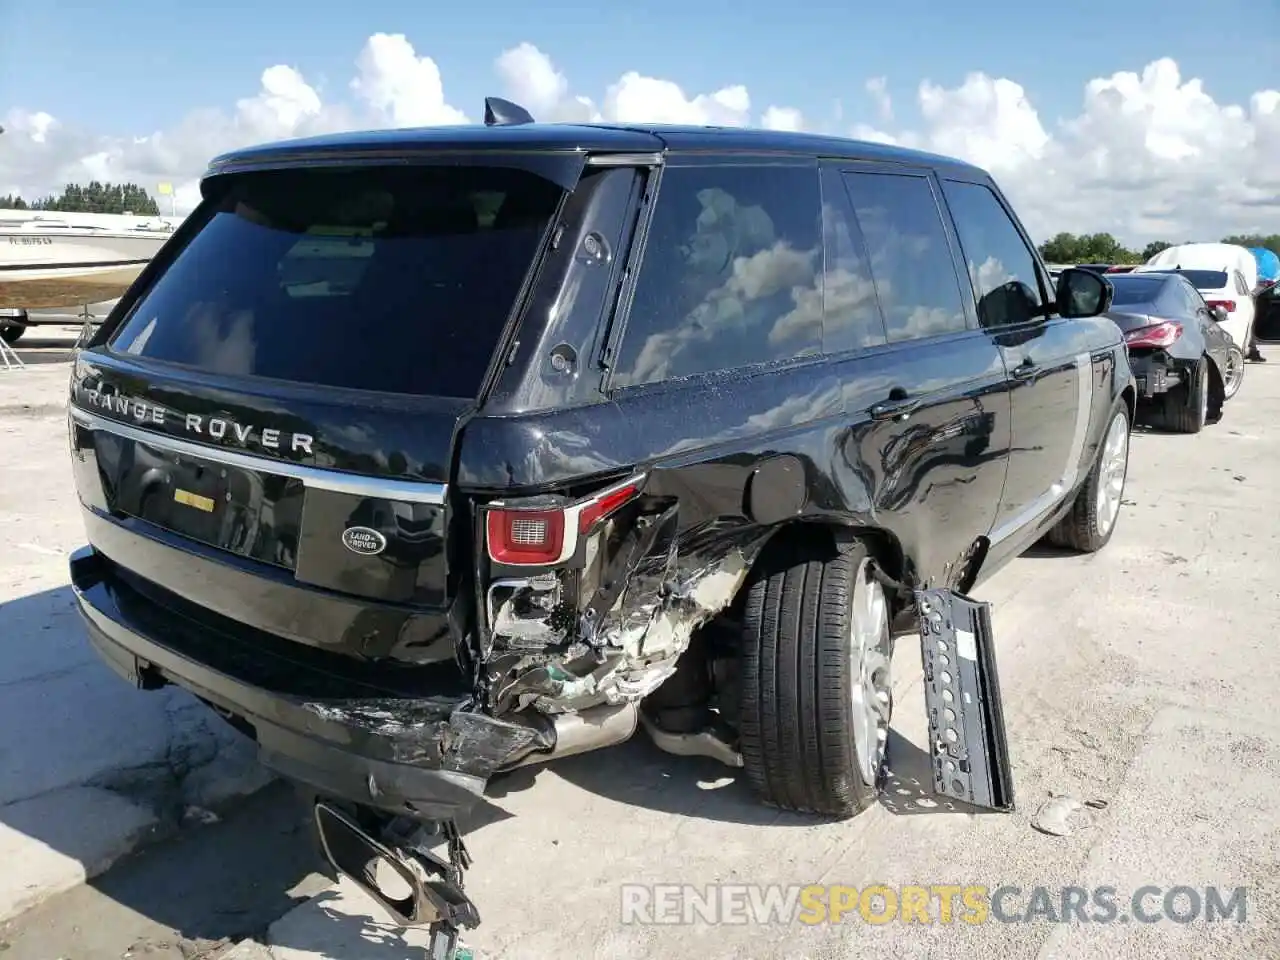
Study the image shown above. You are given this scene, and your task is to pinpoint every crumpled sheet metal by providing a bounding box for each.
[492,543,751,715]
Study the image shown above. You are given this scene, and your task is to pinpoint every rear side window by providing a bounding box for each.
[1174,269,1229,290]
[939,180,1045,328]
[610,163,823,389]
[1176,280,1206,314]
[841,172,968,341]
[108,165,563,397]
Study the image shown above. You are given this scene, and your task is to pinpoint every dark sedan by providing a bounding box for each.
[1107,272,1243,433]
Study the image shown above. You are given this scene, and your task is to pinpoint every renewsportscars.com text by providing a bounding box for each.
[620,884,1248,926]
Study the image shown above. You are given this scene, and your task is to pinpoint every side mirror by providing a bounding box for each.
[1055,268,1113,319]
[1211,305,1229,324]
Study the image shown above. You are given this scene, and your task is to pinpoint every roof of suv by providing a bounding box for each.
[205,120,985,179]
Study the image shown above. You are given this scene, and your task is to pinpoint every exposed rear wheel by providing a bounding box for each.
[1046,405,1130,553]
[739,537,893,818]
[1161,357,1208,433]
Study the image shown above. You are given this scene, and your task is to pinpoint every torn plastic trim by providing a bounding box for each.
[915,587,1015,813]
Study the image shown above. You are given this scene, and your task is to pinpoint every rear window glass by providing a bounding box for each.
[108,165,563,397]
[1167,269,1228,290]
[1108,277,1166,306]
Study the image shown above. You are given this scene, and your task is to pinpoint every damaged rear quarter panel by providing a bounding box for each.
[456,364,881,722]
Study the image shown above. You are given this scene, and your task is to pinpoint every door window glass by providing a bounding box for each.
[841,172,968,341]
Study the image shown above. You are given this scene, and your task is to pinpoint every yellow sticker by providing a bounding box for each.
[174,488,215,513]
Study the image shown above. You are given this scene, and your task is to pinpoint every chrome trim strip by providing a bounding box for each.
[69,406,448,505]
[586,153,665,167]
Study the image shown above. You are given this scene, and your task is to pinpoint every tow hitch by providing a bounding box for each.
[915,588,1016,813]
[314,803,480,959]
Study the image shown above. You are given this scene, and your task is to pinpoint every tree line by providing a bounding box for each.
[1038,232,1280,265]
[1,181,160,216]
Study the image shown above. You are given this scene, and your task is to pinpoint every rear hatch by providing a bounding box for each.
[69,157,573,656]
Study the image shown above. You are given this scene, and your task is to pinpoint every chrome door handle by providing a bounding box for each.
[869,396,921,421]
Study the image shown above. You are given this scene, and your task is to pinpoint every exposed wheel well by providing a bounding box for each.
[1203,354,1225,406]
[747,521,908,607]
[1121,383,1137,425]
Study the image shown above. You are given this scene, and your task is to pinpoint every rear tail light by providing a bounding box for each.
[1206,299,1236,313]
[1124,321,1183,349]
[486,508,566,566]
[484,475,646,566]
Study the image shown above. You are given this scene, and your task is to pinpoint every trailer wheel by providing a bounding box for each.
[0,324,25,345]
[739,537,893,818]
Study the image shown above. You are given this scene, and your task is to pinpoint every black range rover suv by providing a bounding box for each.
[67,98,1133,942]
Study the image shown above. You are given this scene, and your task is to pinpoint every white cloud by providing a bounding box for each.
[1,41,1276,246]
[865,77,893,122]
[865,58,1279,244]
[761,106,804,132]
[350,33,468,128]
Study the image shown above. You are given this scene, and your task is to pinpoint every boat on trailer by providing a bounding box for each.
[0,210,178,343]
[0,210,176,330]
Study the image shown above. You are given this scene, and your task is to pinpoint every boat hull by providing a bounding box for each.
[0,263,153,310]
[1,230,169,310]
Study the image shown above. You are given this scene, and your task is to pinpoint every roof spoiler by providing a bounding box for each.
[484,97,535,127]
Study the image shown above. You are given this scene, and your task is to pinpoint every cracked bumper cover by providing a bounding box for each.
[69,545,553,821]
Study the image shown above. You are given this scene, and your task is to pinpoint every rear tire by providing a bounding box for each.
[739,537,893,818]
[0,325,25,345]
[1046,405,1130,553]
[1160,357,1207,434]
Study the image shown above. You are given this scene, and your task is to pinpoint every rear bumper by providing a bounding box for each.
[70,545,554,820]
[1128,353,1184,399]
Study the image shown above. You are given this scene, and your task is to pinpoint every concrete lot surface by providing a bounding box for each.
[0,334,272,924]
[1,336,1277,959]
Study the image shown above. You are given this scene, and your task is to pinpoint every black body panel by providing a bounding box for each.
[70,546,548,821]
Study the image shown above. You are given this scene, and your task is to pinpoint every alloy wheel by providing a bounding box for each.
[849,558,893,787]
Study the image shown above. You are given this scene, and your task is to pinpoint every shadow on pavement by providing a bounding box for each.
[493,733,828,828]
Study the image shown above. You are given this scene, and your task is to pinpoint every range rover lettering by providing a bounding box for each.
[66,97,1134,954]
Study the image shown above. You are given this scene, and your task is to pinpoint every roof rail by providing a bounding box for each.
[484,97,535,127]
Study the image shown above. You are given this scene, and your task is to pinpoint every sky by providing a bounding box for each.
[1,0,1278,246]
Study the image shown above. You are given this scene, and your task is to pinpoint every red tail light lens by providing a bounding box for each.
[486,508,566,566]
[575,479,644,534]
[484,475,645,567]
[1124,321,1183,349]
[1206,299,1236,313]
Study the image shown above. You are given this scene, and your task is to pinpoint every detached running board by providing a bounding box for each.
[915,588,1015,812]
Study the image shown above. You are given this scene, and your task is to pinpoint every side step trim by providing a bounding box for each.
[915,588,1015,813]
[70,407,448,505]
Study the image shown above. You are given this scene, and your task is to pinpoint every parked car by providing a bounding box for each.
[64,101,1134,944]
[1107,272,1243,432]
[1135,243,1259,355]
